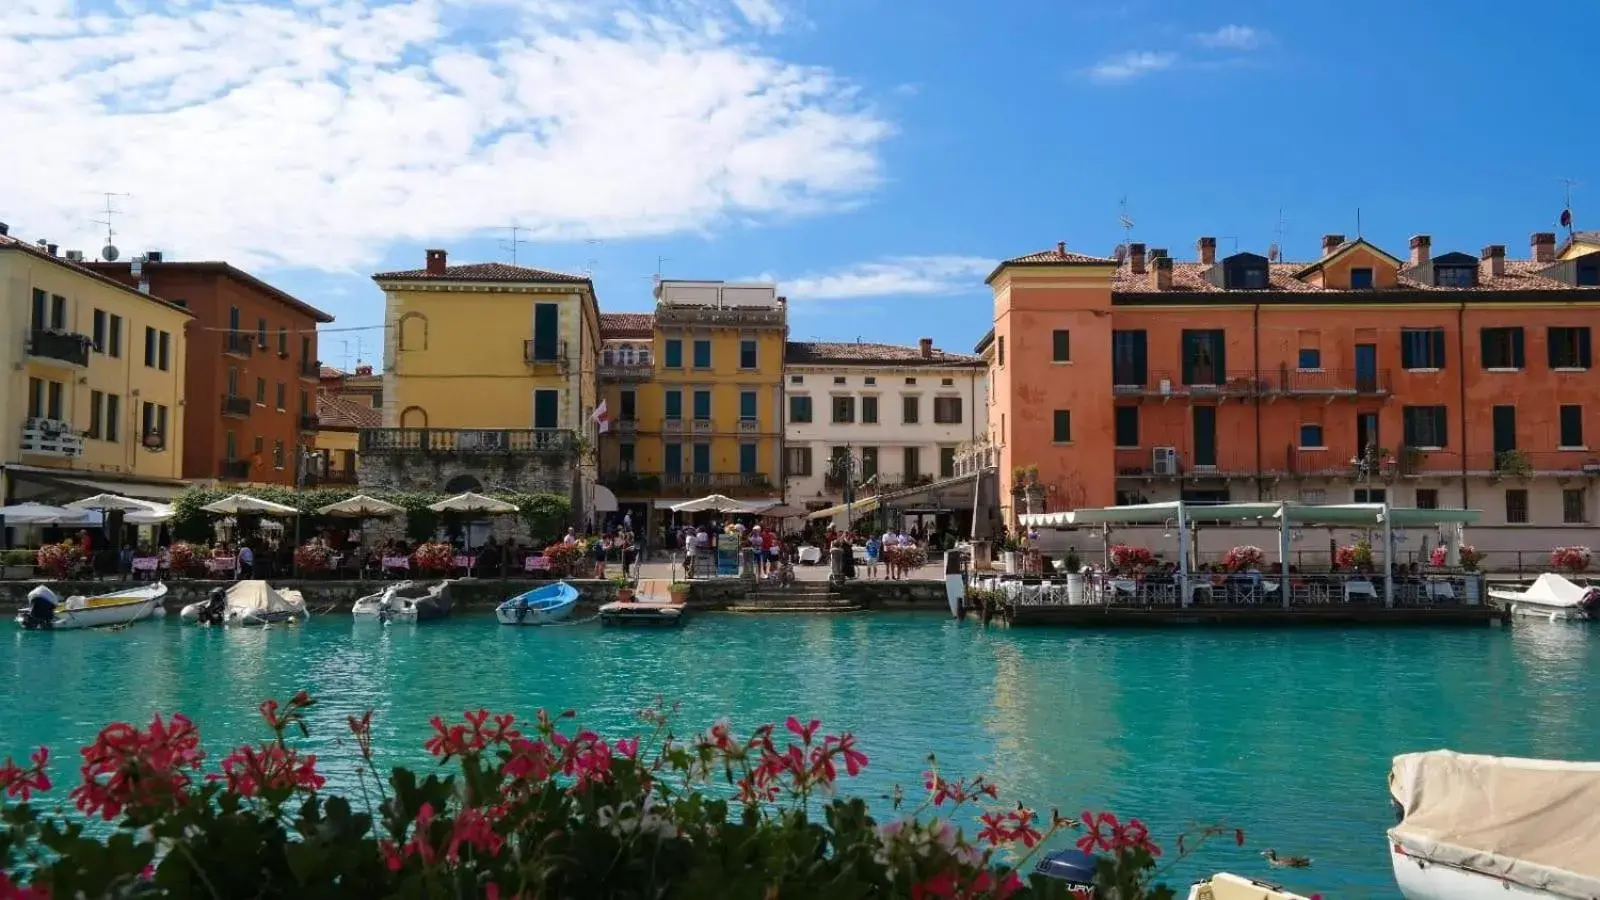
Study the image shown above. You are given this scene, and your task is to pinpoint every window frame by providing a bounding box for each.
[1113,406,1139,448]
[1559,405,1584,449]
[1563,488,1588,525]
[831,395,856,424]
[1296,347,1322,370]
[691,339,712,370]
[788,395,813,424]
[1299,423,1326,449]
[738,339,757,370]
[861,395,879,425]
[933,396,962,424]
[1548,326,1592,370]
[1505,488,1529,524]
[1052,409,1071,444]
[1480,326,1525,371]
[1348,267,1375,290]
[1400,328,1446,370]
[901,394,919,425]
[1051,329,1070,363]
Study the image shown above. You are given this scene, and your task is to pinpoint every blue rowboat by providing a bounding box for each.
[495,582,579,626]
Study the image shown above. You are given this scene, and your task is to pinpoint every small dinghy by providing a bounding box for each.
[352,580,454,623]
[1488,573,1599,622]
[16,583,167,630]
[179,580,307,627]
[1184,873,1318,900]
[496,582,578,626]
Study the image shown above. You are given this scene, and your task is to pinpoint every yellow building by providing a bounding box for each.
[310,364,381,485]
[597,280,787,530]
[366,250,600,511]
[1,232,191,505]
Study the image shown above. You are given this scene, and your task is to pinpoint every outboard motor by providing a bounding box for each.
[198,587,228,626]
[377,587,396,624]
[21,586,61,630]
[1033,848,1097,897]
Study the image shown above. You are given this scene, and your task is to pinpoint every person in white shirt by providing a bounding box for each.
[563,528,578,545]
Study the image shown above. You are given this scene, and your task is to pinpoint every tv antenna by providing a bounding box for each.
[1269,207,1287,262]
[93,192,130,262]
[499,223,530,265]
[1355,207,1363,239]
[1558,177,1581,234]
[655,256,671,278]
[1220,235,1240,253]
[1117,195,1135,243]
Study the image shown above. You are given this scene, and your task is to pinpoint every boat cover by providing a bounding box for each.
[226,581,306,616]
[1492,573,1596,609]
[1389,750,1600,899]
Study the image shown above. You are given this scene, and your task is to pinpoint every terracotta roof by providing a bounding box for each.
[785,341,984,367]
[1110,254,1600,296]
[986,243,1118,284]
[372,262,589,284]
[316,393,381,430]
[0,236,194,316]
[319,365,344,378]
[83,259,333,322]
[600,312,655,338]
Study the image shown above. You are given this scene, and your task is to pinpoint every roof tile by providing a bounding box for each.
[316,393,381,430]
[372,262,589,283]
[785,341,983,366]
[600,312,655,338]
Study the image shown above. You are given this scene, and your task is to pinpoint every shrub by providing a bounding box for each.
[34,541,82,578]
[294,541,335,574]
[1551,546,1591,574]
[542,541,587,578]
[0,694,1245,897]
[167,540,198,572]
[412,541,455,574]
[1,548,36,567]
[1221,545,1265,572]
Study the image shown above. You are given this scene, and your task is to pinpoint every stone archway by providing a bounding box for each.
[444,475,483,493]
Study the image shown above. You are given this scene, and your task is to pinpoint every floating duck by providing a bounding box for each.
[1261,849,1312,869]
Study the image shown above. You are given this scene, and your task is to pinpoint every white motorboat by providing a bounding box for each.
[1488,573,1600,622]
[1184,873,1317,900]
[179,580,307,626]
[1389,750,1600,900]
[352,580,454,622]
[943,550,965,619]
[16,583,167,630]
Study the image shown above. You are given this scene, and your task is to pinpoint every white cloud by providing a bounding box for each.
[776,255,995,301]
[1193,25,1265,50]
[1086,50,1175,83]
[0,0,887,272]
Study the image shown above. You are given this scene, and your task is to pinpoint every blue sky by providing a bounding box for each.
[5,0,1599,369]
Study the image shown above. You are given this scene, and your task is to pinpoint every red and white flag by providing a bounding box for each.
[591,399,610,434]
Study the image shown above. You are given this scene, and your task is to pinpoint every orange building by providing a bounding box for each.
[980,232,1600,535]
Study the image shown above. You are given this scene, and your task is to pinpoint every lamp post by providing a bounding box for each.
[830,447,860,534]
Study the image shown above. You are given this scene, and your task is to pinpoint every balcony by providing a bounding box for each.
[1112,370,1264,401]
[223,332,254,357]
[19,419,83,459]
[654,304,784,330]
[299,412,320,431]
[299,359,321,380]
[615,419,638,436]
[1113,447,1253,480]
[1465,449,1600,479]
[220,458,251,480]
[26,329,93,368]
[664,472,776,496]
[523,340,570,372]
[598,360,654,382]
[221,395,253,418]
[691,418,714,435]
[1264,366,1393,398]
[359,428,576,455]
[663,417,684,433]
[600,471,661,495]
[737,417,759,434]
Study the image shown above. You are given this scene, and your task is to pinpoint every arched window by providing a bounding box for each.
[444,475,483,493]
[638,346,652,365]
[399,406,428,428]
[602,347,614,365]
[398,312,429,351]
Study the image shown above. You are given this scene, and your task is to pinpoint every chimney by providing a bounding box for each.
[1151,254,1173,291]
[1408,234,1431,267]
[1128,242,1147,275]
[1321,234,1345,258]
[1055,241,1067,257]
[1196,236,1216,266]
[356,364,373,376]
[919,337,933,358]
[0,222,9,236]
[1531,231,1556,263]
[46,243,58,257]
[1480,244,1506,278]
[425,248,447,275]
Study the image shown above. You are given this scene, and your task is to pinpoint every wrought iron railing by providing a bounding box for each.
[223,332,254,357]
[27,329,92,367]
[221,395,253,417]
[358,428,576,454]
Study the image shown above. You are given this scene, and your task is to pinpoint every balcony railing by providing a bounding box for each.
[299,359,321,380]
[737,417,759,433]
[1466,450,1600,477]
[27,329,92,367]
[220,458,251,480]
[663,416,684,432]
[654,305,784,330]
[598,361,654,382]
[223,332,254,357]
[599,471,775,496]
[1265,366,1393,397]
[221,395,253,417]
[299,412,320,431]
[1111,370,1264,398]
[616,419,638,436]
[359,428,576,454]
[19,419,83,459]
[691,418,713,435]
[523,340,570,369]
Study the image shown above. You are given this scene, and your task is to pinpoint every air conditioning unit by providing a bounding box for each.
[1152,446,1179,476]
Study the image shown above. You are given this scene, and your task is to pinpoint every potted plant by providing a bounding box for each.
[1428,544,1482,571]
[1109,544,1154,575]
[611,573,635,603]
[542,541,587,578]
[168,540,197,577]
[1062,548,1085,604]
[412,541,456,574]
[1221,545,1266,572]
[1,548,36,579]
[1334,540,1374,573]
[668,581,691,604]
[1551,545,1591,576]
[293,541,335,577]
[1493,449,1534,481]
[35,541,83,579]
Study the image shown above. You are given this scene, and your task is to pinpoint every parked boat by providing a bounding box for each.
[599,579,686,627]
[496,582,579,626]
[15,583,167,630]
[1184,873,1318,900]
[179,581,308,627]
[352,580,454,623]
[1489,573,1599,622]
[1389,749,1600,900]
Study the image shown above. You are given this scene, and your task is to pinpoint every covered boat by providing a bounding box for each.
[179,580,307,626]
[352,580,454,622]
[15,583,167,630]
[1488,573,1599,622]
[496,582,578,626]
[1388,750,1600,900]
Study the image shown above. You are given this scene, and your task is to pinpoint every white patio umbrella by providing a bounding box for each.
[200,494,301,516]
[316,495,405,518]
[66,493,151,512]
[0,502,87,525]
[427,492,520,514]
[124,502,174,525]
[671,494,759,514]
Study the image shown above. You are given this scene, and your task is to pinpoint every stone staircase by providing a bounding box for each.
[728,581,862,613]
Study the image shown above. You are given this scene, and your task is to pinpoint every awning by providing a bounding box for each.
[806,496,881,520]
[591,484,619,514]
[2,465,188,503]
[1022,501,1482,529]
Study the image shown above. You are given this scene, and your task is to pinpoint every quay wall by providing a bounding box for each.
[0,579,624,612]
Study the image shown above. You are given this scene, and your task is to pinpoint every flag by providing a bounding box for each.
[591,399,609,434]
[1560,208,1573,229]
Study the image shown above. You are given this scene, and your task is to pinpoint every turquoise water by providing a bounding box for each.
[4,612,1598,897]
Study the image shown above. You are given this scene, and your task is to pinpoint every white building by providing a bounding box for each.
[784,339,987,508]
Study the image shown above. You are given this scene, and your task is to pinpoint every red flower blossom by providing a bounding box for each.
[968,869,1024,900]
[0,747,51,801]
[70,713,203,821]
[833,732,868,777]
[503,738,553,785]
[446,806,505,861]
[347,709,374,757]
[1008,806,1043,848]
[215,743,325,798]
[0,871,50,899]
[1076,808,1109,854]
[784,716,821,745]
[978,811,1012,846]
[910,867,958,900]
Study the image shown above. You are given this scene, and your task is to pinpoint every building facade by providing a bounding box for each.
[982,232,1600,548]
[366,250,600,510]
[86,256,331,486]
[309,364,380,486]
[783,339,986,509]
[596,280,787,529]
[1,232,191,504]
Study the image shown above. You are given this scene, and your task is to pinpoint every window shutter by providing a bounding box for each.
[1181,333,1196,385]
[1133,332,1148,383]
[1582,328,1594,369]
[1401,333,1415,370]
[1431,330,1446,368]
[1511,328,1525,368]
[1212,331,1227,378]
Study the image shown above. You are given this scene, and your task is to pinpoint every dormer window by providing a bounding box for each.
[1434,265,1477,288]
[1209,252,1270,290]
[1579,263,1600,287]
[1350,267,1374,290]
[1235,267,1268,289]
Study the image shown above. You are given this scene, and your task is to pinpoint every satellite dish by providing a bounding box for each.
[101,244,120,262]
[1112,243,1128,263]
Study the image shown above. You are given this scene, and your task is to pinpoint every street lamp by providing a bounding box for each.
[830,448,860,533]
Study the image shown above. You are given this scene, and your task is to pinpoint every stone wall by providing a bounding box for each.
[358,453,576,499]
[838,579,948,610]
[685,578,751,610]
[0,578,621,613]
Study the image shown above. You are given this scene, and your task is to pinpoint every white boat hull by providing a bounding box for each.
[18,584,167,630]
[495,604,574,626]
[1390,842,1558,900]
[945,574,964,618]
[1502,599,1591,622]
[179,583,308,627]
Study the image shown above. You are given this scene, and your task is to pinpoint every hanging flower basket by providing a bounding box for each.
[1429,544,1481,571]
[1109,544,1154,573]
[1551,546,1591,575]
[1334,541,1373,572]
[412,541,456,574]
[1221,545,1265,572]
